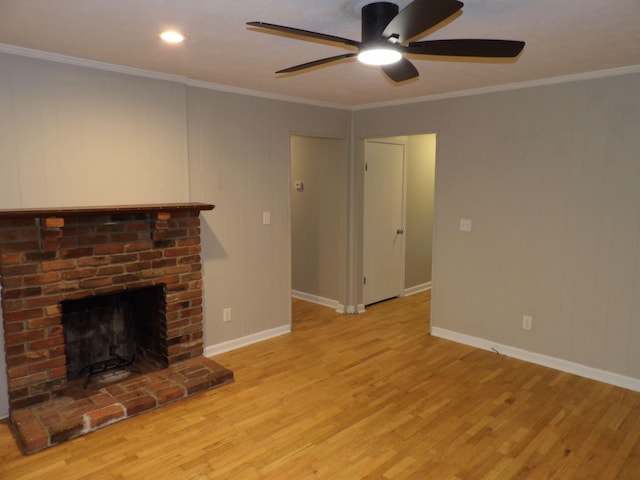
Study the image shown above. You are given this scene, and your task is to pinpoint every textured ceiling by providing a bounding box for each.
[1,0,639,106]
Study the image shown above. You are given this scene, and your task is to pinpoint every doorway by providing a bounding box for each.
[362,134,436,308]
[290,134,348,313]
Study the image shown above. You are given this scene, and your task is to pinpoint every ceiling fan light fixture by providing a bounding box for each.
[357,47,402,66]
[159,30,186,44]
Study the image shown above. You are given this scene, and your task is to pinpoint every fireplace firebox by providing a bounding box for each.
[62,285,167,387]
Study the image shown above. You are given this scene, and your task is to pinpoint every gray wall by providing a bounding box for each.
[2,47,640,417]
[186,87,350,349]
[290,135,348,306]
[354,72,640,378]
[405,134,436,289]
[0,52,351,417]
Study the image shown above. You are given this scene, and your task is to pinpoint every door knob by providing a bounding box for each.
[396,228,404,234]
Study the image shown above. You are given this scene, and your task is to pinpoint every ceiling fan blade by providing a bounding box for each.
[276,53,358,74]
[382,0,463,43]
[381,58,419,83]
[406,39,525,57]
[247,22,360,48]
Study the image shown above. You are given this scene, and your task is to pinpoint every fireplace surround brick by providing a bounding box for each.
[0,203,234,453]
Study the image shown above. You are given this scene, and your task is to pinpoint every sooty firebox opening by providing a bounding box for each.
[62,285,167,388]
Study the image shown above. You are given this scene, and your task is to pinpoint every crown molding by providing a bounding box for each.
[2,43,639,112]
[353,64,640,111]
[0,43,187,83]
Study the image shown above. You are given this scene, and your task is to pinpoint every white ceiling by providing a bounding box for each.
[1,0,639,106]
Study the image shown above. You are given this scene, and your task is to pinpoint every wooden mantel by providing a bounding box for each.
[0,202,214,219]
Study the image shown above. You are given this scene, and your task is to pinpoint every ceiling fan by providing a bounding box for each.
[247,0,524,83]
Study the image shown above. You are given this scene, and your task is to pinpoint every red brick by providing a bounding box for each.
[96,265,125,276]
[0,264,39,276]
[4,321,26,334]
[162,265,191,276]
[49,418,84,445]
[125,261,151,272]
[9,371,48,388]
[62,267,97,280]
[43,217,64,228]
[78,277,113,289]
[113,274,141,284]
[3,307,44,322]
[25,251,56,262]
[176,237,201,247]
[29,335,64,350]
[60,247,93,258]
[7,365,30,379]
[1,241,40,253]
[42,259,76,271]
[77,235,109,246]
[11,409,49,453]
[155,385,185,405]
[94,244,125,255]
[1,298,24,311]
[6,329,46,345]
[122,395,156,416]
[24,350,48,361]
[89,392,117,408]
[24,272,61,286]
[6,344,25,356]
[25,294,63,308]
[77,256,110,266]
[110,253,138,264]
[42,281,78,295]
[0,218,35,228]
[164,247,190,257]
[0,252,23,264]
[109,232,138,243]
[45,304,62,316]
[125,240,152,253]
[139,250,163,261]
[27,316,60,329]
[30,356,66,374]
[41,229,63,240]
[156,213,171,221]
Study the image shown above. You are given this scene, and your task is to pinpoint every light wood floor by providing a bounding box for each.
[2,291,640,479]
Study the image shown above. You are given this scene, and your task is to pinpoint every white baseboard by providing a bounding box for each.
[292,290,344,313]
[357,304,366,314]
[205,324,291,357]
[431,327,640,393]
[404,282,432,296]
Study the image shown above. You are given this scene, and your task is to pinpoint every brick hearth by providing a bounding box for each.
[0,203,234,454]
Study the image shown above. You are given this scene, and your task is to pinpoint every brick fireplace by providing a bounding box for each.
[0,203,233,454]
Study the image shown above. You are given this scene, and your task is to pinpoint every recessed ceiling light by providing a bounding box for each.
[159,31,186,44]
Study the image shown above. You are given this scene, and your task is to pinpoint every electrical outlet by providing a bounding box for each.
[223,308,232,323]
[263,211,271,225]
[459,218,472,232]
[522,315,532,331]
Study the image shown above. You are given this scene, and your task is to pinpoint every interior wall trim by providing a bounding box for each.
[354,65,640,111]
[404,282,431,296]
[292,290,344,313]
[3,43,639,113]
[205,325,291,357]
[431,327,640,394]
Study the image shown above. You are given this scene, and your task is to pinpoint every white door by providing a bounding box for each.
[363,140,405,306]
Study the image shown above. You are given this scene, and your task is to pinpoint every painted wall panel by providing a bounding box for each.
[353,73,640,379]
[0,53,189,208]
[291,135,348,304]
[187,87,351,347]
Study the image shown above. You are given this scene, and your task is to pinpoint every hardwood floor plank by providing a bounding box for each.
[2,291,640,478]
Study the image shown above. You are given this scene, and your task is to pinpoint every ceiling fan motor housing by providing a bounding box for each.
[361,2,399,43]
